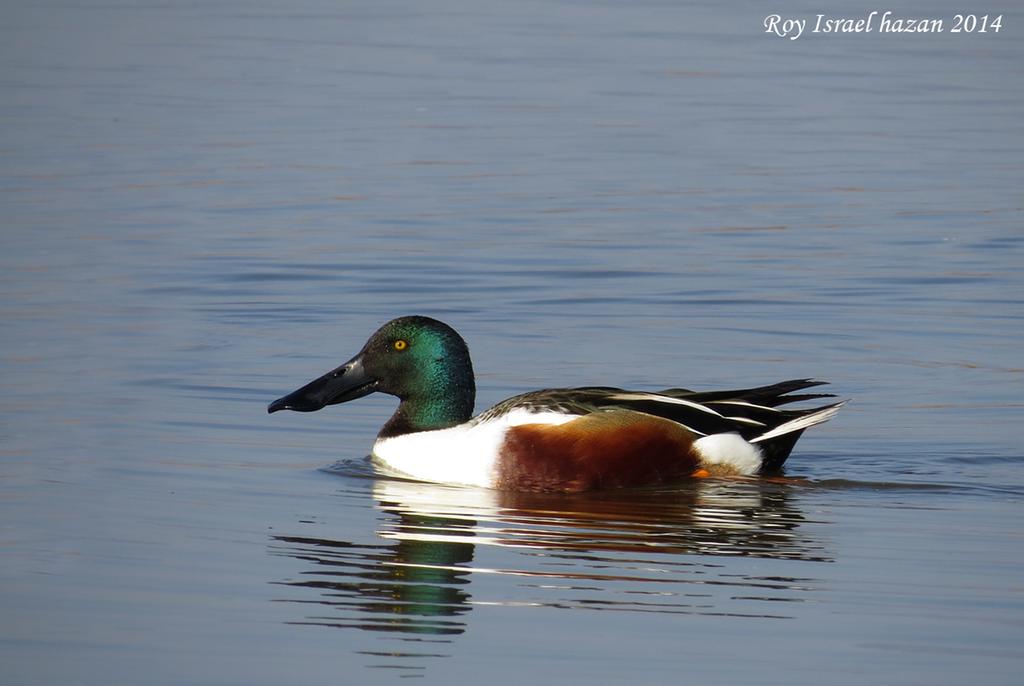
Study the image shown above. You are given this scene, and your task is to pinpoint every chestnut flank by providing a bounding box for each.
[496,410,701,492]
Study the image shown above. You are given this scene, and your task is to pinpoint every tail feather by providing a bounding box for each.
[751,400,847,472]
[754,430,805,473]
[661,378,834,408]
[751,401,846,445]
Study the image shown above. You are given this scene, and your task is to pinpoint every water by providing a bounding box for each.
[2,0,1022,683]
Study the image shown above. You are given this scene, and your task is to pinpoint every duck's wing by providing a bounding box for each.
[474,387,628,422]
[477,380,834,437]
[475,380,844,471]
[657,378,835,408]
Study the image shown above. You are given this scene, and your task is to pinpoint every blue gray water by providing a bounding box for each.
[2,1,1022,684]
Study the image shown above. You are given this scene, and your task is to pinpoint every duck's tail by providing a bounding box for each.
[750,400,847,472]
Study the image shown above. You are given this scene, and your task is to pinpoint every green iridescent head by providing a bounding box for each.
[268,316,476,438]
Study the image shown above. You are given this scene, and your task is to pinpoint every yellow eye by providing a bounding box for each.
[393,339,408,351]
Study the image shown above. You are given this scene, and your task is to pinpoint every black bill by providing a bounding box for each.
[267,355,377,413]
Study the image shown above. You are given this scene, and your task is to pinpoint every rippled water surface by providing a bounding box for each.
[2,1,1022,684]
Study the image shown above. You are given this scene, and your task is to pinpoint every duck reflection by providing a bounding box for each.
[270,512,476,636]
[270,475,830,670]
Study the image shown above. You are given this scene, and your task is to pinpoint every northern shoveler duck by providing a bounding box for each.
[268,316,845,492]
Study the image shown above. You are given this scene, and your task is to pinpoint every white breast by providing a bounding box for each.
[371,409,577,488]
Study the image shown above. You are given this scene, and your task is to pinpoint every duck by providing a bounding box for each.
[268,316,845,492]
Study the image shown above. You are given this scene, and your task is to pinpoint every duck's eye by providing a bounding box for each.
[393,339,408,351]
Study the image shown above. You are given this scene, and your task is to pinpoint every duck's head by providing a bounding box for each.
[267,316,476,437]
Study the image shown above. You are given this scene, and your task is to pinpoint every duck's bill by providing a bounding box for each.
[267,354,377,413]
